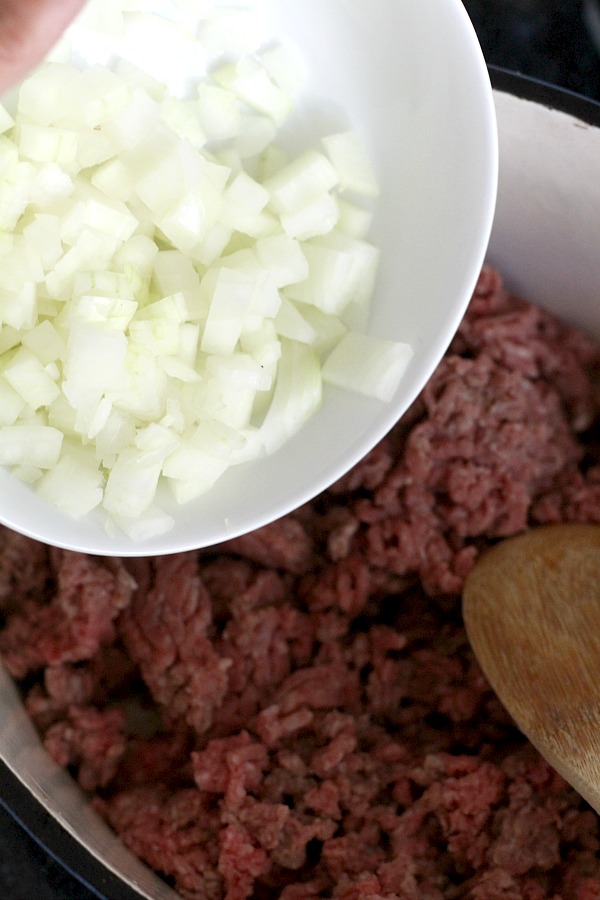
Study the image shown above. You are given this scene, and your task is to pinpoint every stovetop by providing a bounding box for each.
[0,3,599,899]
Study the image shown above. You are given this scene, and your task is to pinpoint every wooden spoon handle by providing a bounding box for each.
[463,523,600,813]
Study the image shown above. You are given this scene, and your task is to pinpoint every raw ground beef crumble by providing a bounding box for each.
[2,265,600,898]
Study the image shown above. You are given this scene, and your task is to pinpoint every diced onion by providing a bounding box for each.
[0,424,63,468]
[37,444,104,517]
[0,0,412,539]
[322,132,380,199]
[322,332,414,402]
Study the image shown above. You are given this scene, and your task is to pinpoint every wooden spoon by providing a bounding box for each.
[463,522,600,813]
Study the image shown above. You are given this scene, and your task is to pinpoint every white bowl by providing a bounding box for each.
[0,0,497,556]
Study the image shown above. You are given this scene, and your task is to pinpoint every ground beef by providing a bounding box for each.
[2,265,600,899]
[118,553,231,735]
[43,705,127,791]
[0,528,50,611]
[0,552,135,679]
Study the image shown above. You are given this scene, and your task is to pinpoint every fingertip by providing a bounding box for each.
[0,0,87,95]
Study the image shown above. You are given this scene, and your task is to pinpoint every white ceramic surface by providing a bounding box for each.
[0,0,497,556]
[488,89,600,339]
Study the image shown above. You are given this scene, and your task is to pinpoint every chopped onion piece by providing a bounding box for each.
[0,104,14,135]
[286,233,380,317]
[0,378,25,426]
[75,0,125,37]
[259,339,322,454]
[254,234,308,288]
[235,114,277,160]
[159,96,207,150]
[0,425,63,468]
[196,83,242,142]
[258,43,307,96]
[201,268,257,354]
[32,163,73,206]
[102,87,160,153]
[17,64,76,126]
[71,66,132,129]
[280,192,339,241]
[220,171,271,236]
[336,198,374,239]
[17,123,79,169]
[322,132,380,199]
[115,235,158,280]
[206,352,272,393]
[37,444,103,517]
[102,447,162,517]
[163,442,229,495]
[274,296,317,344]
[0,327,23,357]
[23,214,63,272]
[153,250,201,306]
[264,150,339,215]
[108,505,175,542]
[3,348,60,409]
[213,56,293,126]
[292,306,345,355]
[0,281,36,330]
[21,320,65,364]
[322,332,414,402]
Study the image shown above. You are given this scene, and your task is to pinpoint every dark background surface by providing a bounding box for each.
[466,0,600,101]
[0,2,599,899]
[0,797,101,900]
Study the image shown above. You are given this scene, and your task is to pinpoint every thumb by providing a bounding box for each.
[0,0,86,94]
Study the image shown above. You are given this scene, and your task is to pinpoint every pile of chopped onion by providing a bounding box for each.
[0,0,413,539]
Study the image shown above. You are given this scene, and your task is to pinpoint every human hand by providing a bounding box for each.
[0,0,86,94]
